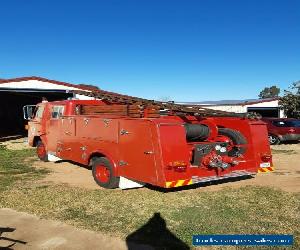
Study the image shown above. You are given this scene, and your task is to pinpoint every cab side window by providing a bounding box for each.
[35,106,45,119]
[51,106,65,119]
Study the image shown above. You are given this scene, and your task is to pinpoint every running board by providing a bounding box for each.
[192,170,256,184]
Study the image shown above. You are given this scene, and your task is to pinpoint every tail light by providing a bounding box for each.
[167,161,188,172]
[288,128,296,133]
[261,154,272,162]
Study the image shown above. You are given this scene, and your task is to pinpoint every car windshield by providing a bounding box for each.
[272,120,300,127]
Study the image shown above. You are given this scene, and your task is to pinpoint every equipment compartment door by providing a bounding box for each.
[57,117,76,159]
[118,120,157,184]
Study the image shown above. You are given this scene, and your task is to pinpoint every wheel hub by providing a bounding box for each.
[37,144,46,158]
[95,165,110,183]
[269,135,276,144]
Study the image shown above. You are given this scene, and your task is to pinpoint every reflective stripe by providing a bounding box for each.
[175,179,185,187]
[166,181,173,188]
[258,166,274,173]
[165,179,193,188]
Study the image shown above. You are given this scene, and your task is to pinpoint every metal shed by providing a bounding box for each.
[177,98,283,118]
[0,77,95,137]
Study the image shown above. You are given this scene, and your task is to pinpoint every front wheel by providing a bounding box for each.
[268,134,280,145]
[36,141,48,162]
[91,157,119,189]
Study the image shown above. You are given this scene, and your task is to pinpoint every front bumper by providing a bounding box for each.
[278,133,300,141]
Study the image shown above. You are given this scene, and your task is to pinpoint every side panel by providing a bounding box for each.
[249,121,272,169]
[118,120,158,185]
[76,117,119,142]
[58,116,119,164]
[158,124,191,183]
[57,117,76,159]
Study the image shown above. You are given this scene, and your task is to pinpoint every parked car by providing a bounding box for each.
[262,118,300,145]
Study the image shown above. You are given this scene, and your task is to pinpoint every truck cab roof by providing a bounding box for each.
[39,99,106,106]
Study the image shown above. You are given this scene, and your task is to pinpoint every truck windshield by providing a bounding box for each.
[23,105,36,120]
[273,120,300,127]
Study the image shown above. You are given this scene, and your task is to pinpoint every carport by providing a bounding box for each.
[247,107,280,118]
[0,77,94,137]
[0,89,72,136]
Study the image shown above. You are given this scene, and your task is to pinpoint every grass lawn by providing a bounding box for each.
[0,146,299,249]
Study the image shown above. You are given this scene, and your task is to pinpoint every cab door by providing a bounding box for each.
[46,105,65,154]
[27,104,45,146]
[118,120,158,185]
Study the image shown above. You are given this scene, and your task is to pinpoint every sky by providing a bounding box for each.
[0,0,299,101]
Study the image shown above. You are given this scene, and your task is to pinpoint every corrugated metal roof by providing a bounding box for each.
[177,98,279,106]
[0,76,99,92]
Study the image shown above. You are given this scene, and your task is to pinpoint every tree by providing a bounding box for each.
[258,85,280,99]
[279,81,300,118]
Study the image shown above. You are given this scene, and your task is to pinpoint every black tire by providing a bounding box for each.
[268,134,280,145]
[91,157,119,189]
[36,141,48,162]
[218,128,247,156]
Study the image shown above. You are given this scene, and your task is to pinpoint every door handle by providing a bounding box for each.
[144,151,154,154]
[120,129,131,135]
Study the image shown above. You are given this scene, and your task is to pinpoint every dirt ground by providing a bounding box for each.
[1,138,300,192]
[34,143,300,193]
[0,138,30,150]
[0,138,299,249]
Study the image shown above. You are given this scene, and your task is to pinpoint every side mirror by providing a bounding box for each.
[23,105,36,120]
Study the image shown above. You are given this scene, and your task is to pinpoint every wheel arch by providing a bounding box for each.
[87,150,118,174]
[32,136,41,147]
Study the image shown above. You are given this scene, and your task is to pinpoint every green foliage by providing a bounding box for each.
[0,148,299,248]
[0,148,48,191]
[1,184,300,249]
[279,81,300,118]
[258,85,280,99]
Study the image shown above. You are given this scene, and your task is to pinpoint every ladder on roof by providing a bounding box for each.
[71,89,247,118]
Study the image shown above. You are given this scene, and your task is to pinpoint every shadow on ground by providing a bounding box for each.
[0,227,26,249]
[126,213,190,250]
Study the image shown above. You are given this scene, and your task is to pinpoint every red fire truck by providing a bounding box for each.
[24,91,272,189]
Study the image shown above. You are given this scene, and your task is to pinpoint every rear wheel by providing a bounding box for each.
[91,157,119,189]
[36,141,48,162]
[268,134,280,145]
